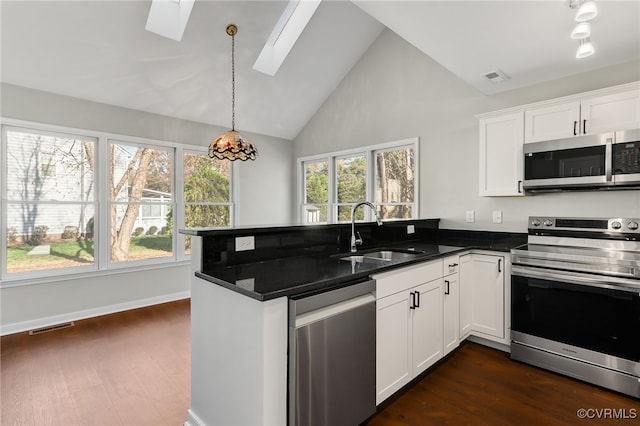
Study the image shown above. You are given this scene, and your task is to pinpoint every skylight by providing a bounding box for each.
[253,0,322,76]
[145,0,195,42]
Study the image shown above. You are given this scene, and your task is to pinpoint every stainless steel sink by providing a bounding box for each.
[338,255,390,264]
[338,248,424,263]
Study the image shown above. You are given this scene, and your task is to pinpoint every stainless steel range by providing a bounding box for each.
[510,217,640,398]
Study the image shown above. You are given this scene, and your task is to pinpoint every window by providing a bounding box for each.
[299,138,418,224]
[1,120,236,282]
[109,141,174,263]
[374,146,415,220]
[4,127,97,274]
[336,154,367,222]
[183,151,233,253]
[302,159,329,224]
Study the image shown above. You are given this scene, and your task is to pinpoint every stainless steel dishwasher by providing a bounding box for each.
[289,279,376,426]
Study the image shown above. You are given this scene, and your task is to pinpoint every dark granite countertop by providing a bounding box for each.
[194,232,526,301]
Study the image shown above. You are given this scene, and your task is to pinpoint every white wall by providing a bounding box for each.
[0,83,294,333]
[293,30,640,232]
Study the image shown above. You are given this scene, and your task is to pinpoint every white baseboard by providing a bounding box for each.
[185,409,205,426]
[0,290,190,336]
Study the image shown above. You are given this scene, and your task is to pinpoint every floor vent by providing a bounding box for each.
[29,322,75,335]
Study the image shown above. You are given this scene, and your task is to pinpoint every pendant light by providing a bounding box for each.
[209,24,258,161]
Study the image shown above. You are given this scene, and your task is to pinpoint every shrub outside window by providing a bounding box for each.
[183,151,233,253]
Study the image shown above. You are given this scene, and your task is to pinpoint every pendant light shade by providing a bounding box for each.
[209,24,258,161]
[570,22,591,39]
[576,38,595,58]
[209,130,257,161]
[575,1,598,22]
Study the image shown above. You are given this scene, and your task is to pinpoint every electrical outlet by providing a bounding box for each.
[493,210,503,224]
[407,224,415,234]
[235,236,255,251]
[466,211,475,223]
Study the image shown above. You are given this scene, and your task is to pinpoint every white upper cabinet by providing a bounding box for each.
[524,88,640,143]
[479,112,524,197]
[581,90,640,135]
[524,101,580,143]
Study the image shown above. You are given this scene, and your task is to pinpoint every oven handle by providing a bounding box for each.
[512,265,640,294]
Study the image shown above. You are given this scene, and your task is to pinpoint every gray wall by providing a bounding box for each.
[294,29,640,232]
[0,83,294,332]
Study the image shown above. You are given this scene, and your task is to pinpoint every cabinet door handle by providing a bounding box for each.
[448,263,458,268]
[573,120,578,136]
[445,280,450,295]
[415,291,420,308]
[409,291,416,310]
[518,180,522,194]
[583,119,587,134]
[498,259,502,273]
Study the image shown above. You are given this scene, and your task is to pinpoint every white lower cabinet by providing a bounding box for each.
[374,251,507,405]
[459,253,506,342]
[442,255,460,355]
[374,261,443,405]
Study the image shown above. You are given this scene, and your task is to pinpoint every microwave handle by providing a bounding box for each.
[605,136,613,182]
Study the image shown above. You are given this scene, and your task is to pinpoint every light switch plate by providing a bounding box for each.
[235,236,255,251]
[465,211,475,223]
[493,210,503,224]
[407,224,415,234]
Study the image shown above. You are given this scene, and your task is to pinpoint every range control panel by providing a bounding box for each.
[529,217,640,234]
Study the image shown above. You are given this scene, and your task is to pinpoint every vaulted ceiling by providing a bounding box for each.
[2,1,638,141]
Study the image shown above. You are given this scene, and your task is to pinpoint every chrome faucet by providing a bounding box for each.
[351,201,383,252]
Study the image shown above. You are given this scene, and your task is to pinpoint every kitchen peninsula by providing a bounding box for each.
[181,220,526,426]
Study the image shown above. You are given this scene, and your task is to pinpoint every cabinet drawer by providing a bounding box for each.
[443,255,461,275]
[373,260,443,299]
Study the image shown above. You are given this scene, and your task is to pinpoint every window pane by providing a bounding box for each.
[6,203,95,273]
[377,204,413,220]
[338,204,364,223]
[184,153,230,203]
[304,204,327,224]
[337,155,366,203]
[185,204,231,228]
[6,130,95,202]
[109,142,173,263]
[304,160,328,203]
[112,204,173,262]
[375,148,414,204]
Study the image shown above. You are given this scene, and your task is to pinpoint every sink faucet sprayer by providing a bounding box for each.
[350,201,383,252]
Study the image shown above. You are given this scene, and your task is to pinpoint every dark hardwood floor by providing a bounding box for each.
[2,299,638,425]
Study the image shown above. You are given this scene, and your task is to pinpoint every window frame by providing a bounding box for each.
[297,137,419,225]
[0,117,237,286]
[301,157,331,224]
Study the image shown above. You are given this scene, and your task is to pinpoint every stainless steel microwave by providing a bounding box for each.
[523,128,640,192]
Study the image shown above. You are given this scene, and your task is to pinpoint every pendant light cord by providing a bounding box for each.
[231,30,235,131]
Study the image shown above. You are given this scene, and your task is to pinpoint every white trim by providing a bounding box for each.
[0,259,190,288]
[475,81,640,119]
[1,116,236,281]
[0,290,190,336]
[297,137,419,223]
[184,409,206,426]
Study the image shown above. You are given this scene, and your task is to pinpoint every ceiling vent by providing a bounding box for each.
[484,70,509,84]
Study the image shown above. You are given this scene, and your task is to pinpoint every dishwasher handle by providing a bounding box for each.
[295,294,375,328]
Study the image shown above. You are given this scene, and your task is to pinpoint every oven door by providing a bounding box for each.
[523,133,614,190]
[511,266,640,364]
